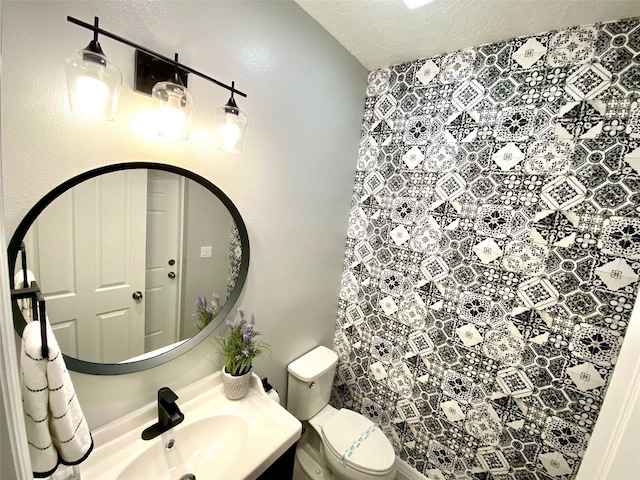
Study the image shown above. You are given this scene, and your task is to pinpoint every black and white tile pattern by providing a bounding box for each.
[227,223,242,298]
[334,16,640,480]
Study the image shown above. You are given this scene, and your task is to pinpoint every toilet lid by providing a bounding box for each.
[321,409,395,475]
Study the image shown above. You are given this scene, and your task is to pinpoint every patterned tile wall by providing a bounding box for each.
[228,223,242,298]
[332,16,640,480]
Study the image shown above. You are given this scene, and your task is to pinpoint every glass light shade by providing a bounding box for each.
[214,101,248,153]
[65,49,122,120]
[152,81,194,140]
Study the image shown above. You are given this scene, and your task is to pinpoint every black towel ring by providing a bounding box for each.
[10,242,49,358]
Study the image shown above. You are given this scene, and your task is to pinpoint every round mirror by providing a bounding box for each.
[8,162,249,375]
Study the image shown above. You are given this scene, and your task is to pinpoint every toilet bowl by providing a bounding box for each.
[313,405,395,480]
[287,346,397,480]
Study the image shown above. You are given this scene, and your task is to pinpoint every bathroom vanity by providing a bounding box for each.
[79,372,301,480]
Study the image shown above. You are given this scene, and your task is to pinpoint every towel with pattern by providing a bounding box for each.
[21,320,93,478]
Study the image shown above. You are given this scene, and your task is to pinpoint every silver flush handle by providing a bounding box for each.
[308,381,316,389]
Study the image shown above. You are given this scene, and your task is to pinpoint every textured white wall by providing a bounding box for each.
[1,0,367,432]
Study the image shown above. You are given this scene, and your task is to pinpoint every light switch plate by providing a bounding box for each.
[200,246,212,258]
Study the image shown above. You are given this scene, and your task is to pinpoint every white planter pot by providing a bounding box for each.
[222,367,252,400]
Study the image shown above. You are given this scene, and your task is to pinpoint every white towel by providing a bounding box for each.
[14,268,37,316]
[21,321,93,478]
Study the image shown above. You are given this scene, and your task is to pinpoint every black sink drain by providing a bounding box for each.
[180,475,195,480]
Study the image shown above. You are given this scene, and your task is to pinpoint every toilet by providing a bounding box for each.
[287,346,396,480]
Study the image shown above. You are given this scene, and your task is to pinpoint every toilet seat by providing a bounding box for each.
[320,409,395,476]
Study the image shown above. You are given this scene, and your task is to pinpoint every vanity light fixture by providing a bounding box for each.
[65,17,122,120]
[214,82,248,153]
[65,16,248,149]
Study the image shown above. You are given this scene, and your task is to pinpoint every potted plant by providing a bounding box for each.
[193,293,221,331]
[217,307,270,400]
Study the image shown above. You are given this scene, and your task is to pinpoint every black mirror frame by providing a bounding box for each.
[8,162,250,375]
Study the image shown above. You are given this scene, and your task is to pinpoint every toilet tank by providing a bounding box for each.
[287,346,338,421]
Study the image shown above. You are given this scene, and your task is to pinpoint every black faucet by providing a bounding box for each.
[141,387,185,440]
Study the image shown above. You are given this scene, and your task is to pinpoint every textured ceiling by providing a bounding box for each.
[294,0,640,70]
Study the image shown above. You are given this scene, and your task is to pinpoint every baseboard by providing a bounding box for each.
[396,456,429,480]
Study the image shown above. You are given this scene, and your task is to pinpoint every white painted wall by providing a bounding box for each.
[0,0,367,448]
[0,0,32,466]
[0,0,31,475]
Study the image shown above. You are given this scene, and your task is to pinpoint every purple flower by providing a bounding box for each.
[242,324,252,343]
[196,296,206,310]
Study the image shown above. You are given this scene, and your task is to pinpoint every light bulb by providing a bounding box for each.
[74,74,109,117]
[157,107,186,138]
[220,122,241,150]
[157,94,187,138]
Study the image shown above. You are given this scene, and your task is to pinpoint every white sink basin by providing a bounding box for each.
[119,415,249,479]
[81,373,301,480]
